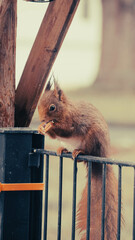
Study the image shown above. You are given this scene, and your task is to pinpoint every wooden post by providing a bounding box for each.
[0,0,17,127]
[15,0,80,127]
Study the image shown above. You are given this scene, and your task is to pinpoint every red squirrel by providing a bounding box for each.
[38,79,118,240]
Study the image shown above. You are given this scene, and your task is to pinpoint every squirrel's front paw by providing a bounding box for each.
[72,149,85,161]
[57,147,69,155]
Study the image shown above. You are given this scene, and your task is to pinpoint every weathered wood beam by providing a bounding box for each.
[0,0,17,127]
[15,0,80,127]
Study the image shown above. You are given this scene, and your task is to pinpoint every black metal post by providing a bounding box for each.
[43,154,50,240]
[0,128,44,240]
[86,161,92,240]
[133,167,135,240]
[117,165,122,240]
[57,156,63,240]
[71,158,77,240]
[101,164,106,240]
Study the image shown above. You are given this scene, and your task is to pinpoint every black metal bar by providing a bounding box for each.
[43,154,49,240]
[71,158,77,240]
[33,149,135,168]
[117,166,122,240]
[101,164,106,240]
[29,133,44,240]
[57,157,63,240]
[133,167,135,240]
[86,161,92,240]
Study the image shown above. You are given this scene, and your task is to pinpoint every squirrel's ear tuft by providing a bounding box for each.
[54,80,66,102]
[45,80,51,91]
[45,76,54,91]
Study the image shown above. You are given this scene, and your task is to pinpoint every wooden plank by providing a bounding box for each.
[0,0,17,127]
[15,0,80,127]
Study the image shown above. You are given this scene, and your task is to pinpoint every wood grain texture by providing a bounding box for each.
[0,0,17,127]
[15,0,80,127]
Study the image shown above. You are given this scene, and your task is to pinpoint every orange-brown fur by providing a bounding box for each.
[38,79,118,240]
[77,165,118,240]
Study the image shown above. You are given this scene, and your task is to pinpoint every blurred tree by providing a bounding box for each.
[92,0,135,91]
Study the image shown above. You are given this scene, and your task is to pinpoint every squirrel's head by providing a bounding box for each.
[38,78,67,125]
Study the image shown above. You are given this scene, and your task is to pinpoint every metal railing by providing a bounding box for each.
[33,148,135,240]
[0,129,134,240]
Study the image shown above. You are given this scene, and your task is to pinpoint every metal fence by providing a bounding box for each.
[34,149,135,240]
[0,129,135,240]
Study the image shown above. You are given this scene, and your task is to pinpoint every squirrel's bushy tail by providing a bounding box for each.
[77,164,118,240]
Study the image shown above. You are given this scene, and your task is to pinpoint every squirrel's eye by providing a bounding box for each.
[49,104,56,112]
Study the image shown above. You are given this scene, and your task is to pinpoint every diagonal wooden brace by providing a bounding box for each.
[15,0,80,127]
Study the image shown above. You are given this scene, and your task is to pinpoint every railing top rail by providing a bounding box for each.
[33,149,135,168]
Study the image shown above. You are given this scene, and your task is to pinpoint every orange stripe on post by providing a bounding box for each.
[0,183,44,192]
